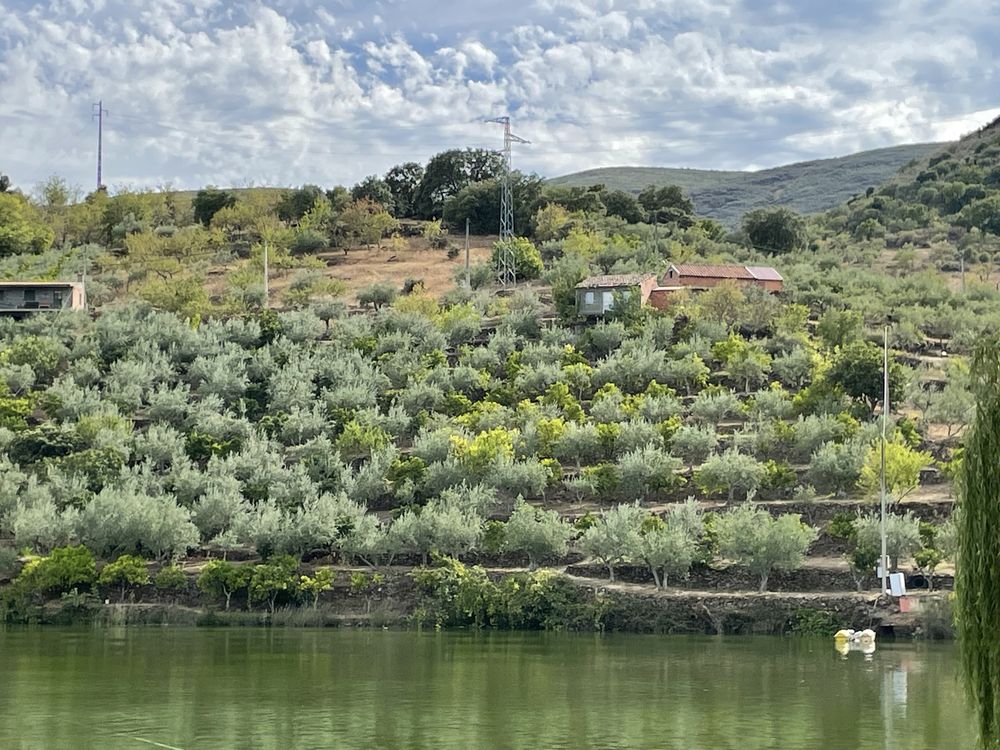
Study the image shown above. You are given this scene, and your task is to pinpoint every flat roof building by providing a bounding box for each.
[0,281,86,316]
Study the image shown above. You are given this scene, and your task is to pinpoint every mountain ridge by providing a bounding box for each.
[548,143,943,225]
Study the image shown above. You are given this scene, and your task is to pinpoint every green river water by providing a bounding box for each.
[0,628,973,750]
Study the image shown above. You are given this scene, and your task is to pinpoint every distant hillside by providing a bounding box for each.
[548,143,942,225]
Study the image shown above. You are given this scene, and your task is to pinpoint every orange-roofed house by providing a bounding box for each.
[664,264,783,293]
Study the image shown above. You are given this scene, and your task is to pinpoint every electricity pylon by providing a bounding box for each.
[488,116,529,286]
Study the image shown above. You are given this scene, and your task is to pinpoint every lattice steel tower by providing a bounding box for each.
[488,116,529,286]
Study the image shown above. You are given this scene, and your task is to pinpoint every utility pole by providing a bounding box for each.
[487,116,529,287]
[92,101,108,191]
[879,325,889,596]
[263,239,269,309]
[465,218,471,289]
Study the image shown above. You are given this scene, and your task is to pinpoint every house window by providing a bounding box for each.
[584,291,595,305]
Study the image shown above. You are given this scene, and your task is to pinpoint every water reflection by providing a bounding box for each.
[0,629,973,750]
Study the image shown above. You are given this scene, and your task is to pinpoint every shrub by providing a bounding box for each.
[249,555,300,614]
[22,545,97,595]
[197,560,251,611]
[98,555,150,602]
[299,568,335,609]
[858,441,933,503]
[154,565,188,593]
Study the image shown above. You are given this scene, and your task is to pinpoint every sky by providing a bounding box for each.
[1,0,999,193]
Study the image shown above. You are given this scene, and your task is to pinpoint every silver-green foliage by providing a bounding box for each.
[503,497,573,569]
[715,505,816,592]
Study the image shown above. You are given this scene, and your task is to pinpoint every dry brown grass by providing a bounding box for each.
[203,234,497,307]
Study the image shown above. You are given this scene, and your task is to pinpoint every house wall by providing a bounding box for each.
[577,281,656,316]
[648,287,682,310]
[637,276,658,304]
[0,285,84,313]
[673,275,783,293]
[576,288,607,316]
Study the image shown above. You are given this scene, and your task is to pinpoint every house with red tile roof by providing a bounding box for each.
[664,264,783,292]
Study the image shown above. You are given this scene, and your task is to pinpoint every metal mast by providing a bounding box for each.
[488,116,529,286]
[880,325,889,596]
[92,100,108,190]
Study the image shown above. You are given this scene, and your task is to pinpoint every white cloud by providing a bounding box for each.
[0,0,997,190]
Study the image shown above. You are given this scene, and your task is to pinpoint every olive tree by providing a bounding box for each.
[695,449,765,501]
[616,445,682,500]
[669,424,718,473]
[503,497,573,569]
[715,505,816,592]
[852,511,922,573]
[579,503,644,582]
[806,438,867,496]
[636,505,702,588]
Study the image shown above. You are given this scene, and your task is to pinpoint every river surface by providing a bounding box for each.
[0,628,973,750]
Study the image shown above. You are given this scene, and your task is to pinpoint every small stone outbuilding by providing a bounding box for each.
[575,273,658,317]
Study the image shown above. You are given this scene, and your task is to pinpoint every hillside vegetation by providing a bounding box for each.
[3,124,1000,628]
[548,143,941,225]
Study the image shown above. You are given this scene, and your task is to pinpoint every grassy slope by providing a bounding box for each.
[548,143,942,225]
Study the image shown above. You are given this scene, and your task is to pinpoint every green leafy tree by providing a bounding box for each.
[413,148,505,218]
[602,189,644,223]
[503,497,573,569]
[197,560,251,611]
[0,192,54,255]
[299,568,335,609]
[638,184,695,226]
[192,187,236,226]
[154,565,188,599]
[277,185,325,222]
[340,198,399,248]
[715,506,816,592]
[384,162,424,218]
[742,207,807,254]
[22,545,97,594]
[249,555,299,614]
[826,341,906,412]
[98,555,150,602]
[491,237,543,280]
[351,176,394,213]
[957,333,1000,750]
[858,441,932,503]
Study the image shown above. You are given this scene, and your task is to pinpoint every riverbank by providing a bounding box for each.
[2,563,953,639]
